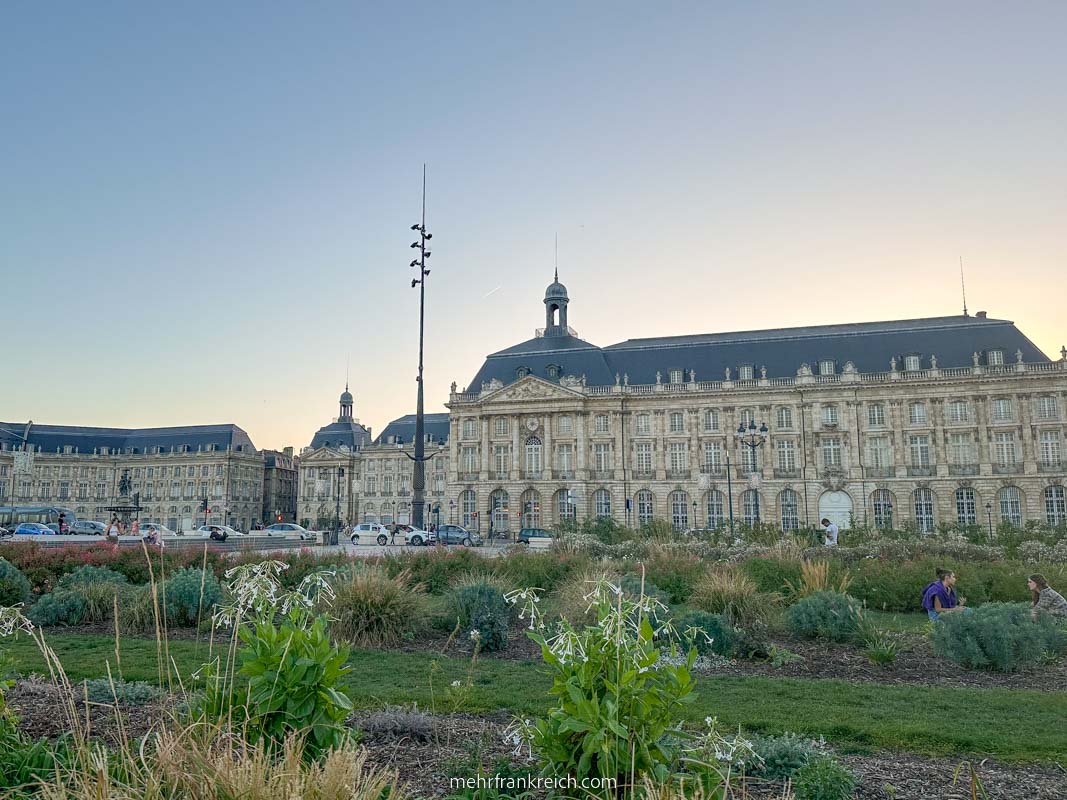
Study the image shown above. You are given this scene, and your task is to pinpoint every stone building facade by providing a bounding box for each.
[296,391,450,529]
[261,448,298,524]
[444,278,1067,534]
[0,422,265,532]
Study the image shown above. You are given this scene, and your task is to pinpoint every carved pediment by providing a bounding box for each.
[481,376,582,404]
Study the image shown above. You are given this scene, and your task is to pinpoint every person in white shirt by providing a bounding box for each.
[821,518,839,547]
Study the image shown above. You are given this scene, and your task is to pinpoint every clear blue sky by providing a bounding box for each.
[3,2,1065,450]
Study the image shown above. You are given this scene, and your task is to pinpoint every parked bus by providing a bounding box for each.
[0,506,79,532]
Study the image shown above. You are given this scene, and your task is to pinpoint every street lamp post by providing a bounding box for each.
[408,165,433,531]
[886,502,893,531]
[333,467,344,546]
[725,451,735,536]
[692,500,698,531]
[985,502,994,541]
[736,420,769,526]
[449,499,456,524]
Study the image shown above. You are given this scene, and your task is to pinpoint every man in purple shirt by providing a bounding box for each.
[922,569,967,621]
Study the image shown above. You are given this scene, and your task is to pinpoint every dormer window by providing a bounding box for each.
[819,360,835,376]
[904,354,921,371]
[516,366,531,379]
[987,349,1004,366]
[738,365,754,381]
[546,364,560,379]
[669,369,684,384]
[823,405,839,426]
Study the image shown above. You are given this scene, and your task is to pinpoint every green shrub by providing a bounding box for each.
[27,589,87,626]
[330,568,424,647]
[498,551,589,593]
[620,574,671,607]
[793,756,857,800]
[56,565,128,588]
[0,559,31,606]
[117,584,158,632]
[164,567,221,627]
[81,678,164,705]
[642,550,705,604]
[669,610,739,657]
[449,579,511,652]
[930,602,1067,671]
[742,558,803,595]
[691,568,780,629]
[384,548,488,594]
[785,592,863,642]
[745,733,824,780]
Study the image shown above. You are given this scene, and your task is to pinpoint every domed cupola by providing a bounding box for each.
[543,268,570,335]
[339,384,354,420]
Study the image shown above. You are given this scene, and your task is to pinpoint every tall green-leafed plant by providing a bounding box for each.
[506,580,738,798]
[198,561,353,760]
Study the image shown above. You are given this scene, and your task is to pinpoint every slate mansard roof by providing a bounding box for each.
[309,420,372,451]
[374,414,451,446]
[0,422,257,454]
[466,314,1050,390]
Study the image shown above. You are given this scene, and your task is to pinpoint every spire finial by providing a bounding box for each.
[554,232,558,283]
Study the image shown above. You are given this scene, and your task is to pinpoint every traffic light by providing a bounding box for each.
[201,499,209,513]
[276,514,282,522]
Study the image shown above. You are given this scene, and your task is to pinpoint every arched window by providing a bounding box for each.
[913,488,935,533]
[998,486,1022,527]
[524,437,543,475]
[670,490,689,531]
[363,503,376,522]
[398,502,410,524]
[490,489,510,533]
[779,489,800,531]
[461,490,476,527]
[1044,485,1067,526]
[521,489,541,528]
[636,490,654,525]
[555,489,576,522]
[955,488,977,526]
[706,490,725,529]
[594,489,612,518]
[741,490,760,526]
[872,489,894,529]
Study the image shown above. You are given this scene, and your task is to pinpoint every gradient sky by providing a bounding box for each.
[3,2,1066,452]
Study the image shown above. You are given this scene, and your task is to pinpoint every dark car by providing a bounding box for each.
[518,527,553,544]
[434,524,483,547]
[70,521,106,535]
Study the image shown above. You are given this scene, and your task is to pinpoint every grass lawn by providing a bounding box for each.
[3,632,1065,763]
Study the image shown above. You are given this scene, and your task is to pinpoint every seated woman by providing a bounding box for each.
[1029,574,1067,621]
[922,568,967,621]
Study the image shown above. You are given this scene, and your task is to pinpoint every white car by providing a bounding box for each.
[262,523,319,542]
[350,522,391,545]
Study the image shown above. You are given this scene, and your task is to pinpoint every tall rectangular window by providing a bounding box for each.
[994,432,1016,466]
[949,433,975,465]
[668,442,689,472]
[635,442,652,473]
[557,415,573,434]
[948,401,970,423]
[909,435,931,467]
[461,447,478,473]
[822,405,839,425]
[703,410,719,431]
[1040,431,1061,467]
[868,404,886,427]
[909,402,928,425]
[776,440,796,472]
[493,446,509,474]
[461,419,476,439]
[636,414,651,435]
[494,417,510,437]
[594,443,612,471]
[557,444,573,472]
[776,407,793,429]
[594,415,609,433]
[821,437,841,468]
[992,399,1014,421]
[868,437,890,468]
[703,442,722,473]
[669,412,685,433]
[1036,396,1060,420]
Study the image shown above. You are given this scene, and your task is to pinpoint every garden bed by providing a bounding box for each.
[704,632,1067,692]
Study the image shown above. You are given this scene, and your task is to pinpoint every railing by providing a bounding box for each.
[522,471,544,481]
[457,472,479,482]
[907,466,934,477]
[949,464,979,476]
[993,463,1022,474]
[1039,462,1063,473]
[590,470,614,481]
[553,470,575,480]
[864,466,895,478]
[666,470,691,480]
[774,468,800,479]
[444,360,1067,403]
[633,470,655,479]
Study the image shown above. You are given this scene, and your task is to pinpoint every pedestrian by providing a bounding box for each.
[820,518,839,547]
[131,518,140,536]
[922,568,967,621]
[58,513,68,534]
[1029,574,1067,621]
[107,518,121,539]
[390,524,397,546]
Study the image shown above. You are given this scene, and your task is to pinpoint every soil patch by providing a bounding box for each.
[703,633,1067,692]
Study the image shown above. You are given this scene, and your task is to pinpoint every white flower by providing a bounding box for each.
[450,680,462,688]
[469,629,480,640]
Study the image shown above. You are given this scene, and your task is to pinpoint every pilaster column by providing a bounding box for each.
[480,418,490,479]
[542,414,552,477]
[511,415,521,477]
